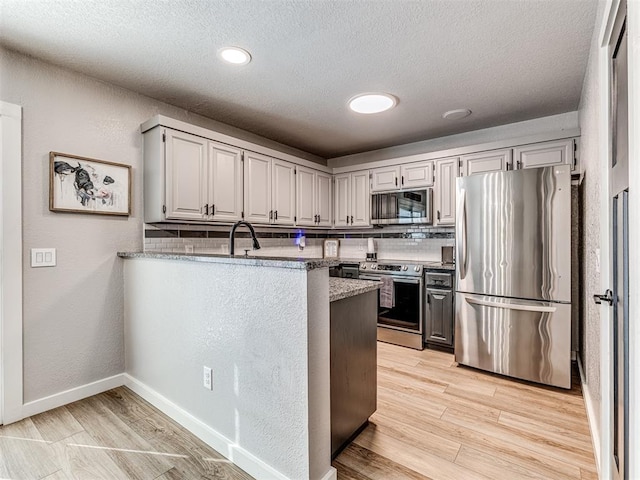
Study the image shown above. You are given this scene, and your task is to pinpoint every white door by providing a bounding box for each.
[165,129,207,221]
[209,141,243,222]
[272,159,296,225]
[316,172,333,227]
[351,170,370,226]
[460,149,512,176]
[296,165,316,226]
[514,139,574,170]
[435,158,458,225]
[371,166,400,192]
[606,18,630,480]
[334,173,351,227]
[244,152,272,224]
[401,161,434,188]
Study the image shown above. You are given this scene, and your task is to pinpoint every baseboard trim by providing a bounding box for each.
[578,357,601,476]
[124,374,292,480]
[21,373,125,419]
[319,466,337,480]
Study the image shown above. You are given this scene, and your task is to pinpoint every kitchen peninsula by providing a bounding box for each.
[118,252,379,480]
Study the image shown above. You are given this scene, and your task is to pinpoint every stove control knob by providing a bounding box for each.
[414,266,420,272]
[402,265,408,271]
[361,265,366,270]
[372,264,377,270]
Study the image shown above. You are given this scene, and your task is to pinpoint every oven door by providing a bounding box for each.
[360,274,423,333]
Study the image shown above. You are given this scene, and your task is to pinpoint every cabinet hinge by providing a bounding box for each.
[162,205,166,213]
[162,132,166,142]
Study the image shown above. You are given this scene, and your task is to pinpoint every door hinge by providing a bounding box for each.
[162,132,166,142]
[162,205,166,213]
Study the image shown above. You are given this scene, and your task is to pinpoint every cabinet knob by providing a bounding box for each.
[269,210,273,220]
[350,215,354,224]
[437,210,441,221]
[275,210,278,220]
[204,204,209,215]
[212,204,215,216]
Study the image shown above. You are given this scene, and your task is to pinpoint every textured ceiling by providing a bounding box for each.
[0,0,597,158]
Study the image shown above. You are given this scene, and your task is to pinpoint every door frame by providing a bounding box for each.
[599,1,639,478]
[0,101,24,424]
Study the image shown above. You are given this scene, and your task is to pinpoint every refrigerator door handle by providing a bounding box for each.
[465,296,558,313]
[457,188,467,279]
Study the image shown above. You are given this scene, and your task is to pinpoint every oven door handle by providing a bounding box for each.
[359,275,381,281]
[391,277,421,285]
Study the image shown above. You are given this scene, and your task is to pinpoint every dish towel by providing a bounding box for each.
[379,276,394,309]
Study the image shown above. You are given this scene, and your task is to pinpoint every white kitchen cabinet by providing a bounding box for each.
[371,166,400,192]
[243,152,272,224]
[400,161,434,188]
[244,153,295,225]
[434,157,458,226]
[514,139,575,170]
[145,128,241,223]
[271,159,296,225]
[208,141,243,222]
[164,129,208,221]
[316,172,333,227]
[296,166,332,227]
[460,149,512,176]
[334,170,370,227]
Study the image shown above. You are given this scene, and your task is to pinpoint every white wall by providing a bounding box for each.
[123,257,331,480]
[0,46,323,405]
[576,0,606,464]
[327,112,579,168]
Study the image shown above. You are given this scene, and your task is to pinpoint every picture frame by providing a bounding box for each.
[49,152,131,216]
[323,238,340,258]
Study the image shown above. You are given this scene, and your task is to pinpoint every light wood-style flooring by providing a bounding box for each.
[0,343,597,479]
[333,342,597,480]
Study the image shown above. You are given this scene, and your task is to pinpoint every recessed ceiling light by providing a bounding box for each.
[442,109,472,120]
[349,93,397,114]
[218,47,252,65]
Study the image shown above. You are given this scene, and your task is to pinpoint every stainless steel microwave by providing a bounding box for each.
[371,188,433,225]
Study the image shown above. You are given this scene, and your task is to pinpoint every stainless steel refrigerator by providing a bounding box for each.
[455,165,572,388]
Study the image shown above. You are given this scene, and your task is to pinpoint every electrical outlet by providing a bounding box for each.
[203,366,213,390]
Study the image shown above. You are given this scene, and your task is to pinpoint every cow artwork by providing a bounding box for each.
[50,152,131,216]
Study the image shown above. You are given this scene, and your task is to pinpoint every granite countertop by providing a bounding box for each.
[329,278,381,302]
[117,252,339,271]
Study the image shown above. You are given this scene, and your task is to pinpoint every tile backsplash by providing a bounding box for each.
[144,223,455,263]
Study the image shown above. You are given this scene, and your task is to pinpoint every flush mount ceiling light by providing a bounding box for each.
[217,46,252,65]
[442,108,472,120]
[348,93,397,114]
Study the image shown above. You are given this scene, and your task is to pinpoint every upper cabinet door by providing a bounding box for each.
[296,165,316,226]
[244,152,272,224]
[371,166,400,192]
[165,129,207,221]
[400,161,434,188]
[334,173,351,227]
[209,141,243,222]
[435,157,458,226]
[514,139,574,170]
[351,170,370,226]
[460,149,512,176]
[316,171,333,227]
[272,159,296,225]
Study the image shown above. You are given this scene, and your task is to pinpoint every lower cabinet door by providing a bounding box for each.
[425,288,454,346]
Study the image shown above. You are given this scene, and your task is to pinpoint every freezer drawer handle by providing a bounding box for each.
[465,296,557,313]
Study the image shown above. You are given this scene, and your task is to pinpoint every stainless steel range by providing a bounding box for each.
[359,261,424,350]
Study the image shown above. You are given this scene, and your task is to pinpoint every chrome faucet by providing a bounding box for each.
[229,221,261,256]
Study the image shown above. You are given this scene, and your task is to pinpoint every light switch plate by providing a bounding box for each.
[31,248,56,267]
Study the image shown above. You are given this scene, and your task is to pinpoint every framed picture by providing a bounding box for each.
[323,238,340,258]
[49,152,131,216]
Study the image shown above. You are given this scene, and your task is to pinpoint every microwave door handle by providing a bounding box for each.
[457,188,467,279]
